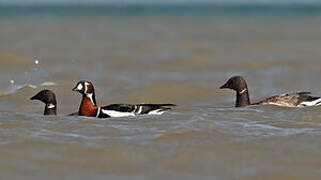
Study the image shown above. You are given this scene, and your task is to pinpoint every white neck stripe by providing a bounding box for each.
[239,89,247,94]
[84,83,88,94]
[86,93,95,105]
[47,104,55,109]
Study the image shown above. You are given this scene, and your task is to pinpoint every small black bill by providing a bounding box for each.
[30,94,39,100]
[220,83,228,89]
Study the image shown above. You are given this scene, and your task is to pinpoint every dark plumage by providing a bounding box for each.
[97,103,176,118]
[220,76,250,107]
[30,89,57,115]
[220,76,321,108]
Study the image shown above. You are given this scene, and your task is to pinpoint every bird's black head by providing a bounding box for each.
[220,76,248,92]
[72,80,95,95]
[30,89,57,105]
[72,80,97,106]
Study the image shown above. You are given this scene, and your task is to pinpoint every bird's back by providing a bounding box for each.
[254,92,321,107]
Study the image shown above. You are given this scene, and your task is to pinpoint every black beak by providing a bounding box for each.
[72,86,78,91]
[220,82,228,89]
[30,93,40,100]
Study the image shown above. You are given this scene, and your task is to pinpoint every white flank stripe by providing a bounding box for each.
[299,98,321,107]
[148,109,164,115]
[101,109,135,117]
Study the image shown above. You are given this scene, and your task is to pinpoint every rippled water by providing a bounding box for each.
[1,5,321,179]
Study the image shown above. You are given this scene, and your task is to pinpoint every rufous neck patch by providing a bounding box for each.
[79,96,98,117]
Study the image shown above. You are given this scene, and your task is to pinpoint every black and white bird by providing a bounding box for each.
[72,80,176,118]
[220,76,321,108]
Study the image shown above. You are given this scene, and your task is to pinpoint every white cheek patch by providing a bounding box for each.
[76,83,83,91]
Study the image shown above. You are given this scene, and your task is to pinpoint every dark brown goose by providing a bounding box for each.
[220,76,321,108]
[30,89,78,116]
[30,90,57,115]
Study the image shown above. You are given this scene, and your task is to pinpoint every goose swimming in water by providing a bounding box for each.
[72,80,176,118]
[220,76,321,108]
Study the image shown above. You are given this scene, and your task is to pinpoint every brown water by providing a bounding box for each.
[1,12,321,180]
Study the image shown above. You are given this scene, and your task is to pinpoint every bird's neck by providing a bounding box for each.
[236,88,251,107]
[44,103,57,115]
[79,94,98,117]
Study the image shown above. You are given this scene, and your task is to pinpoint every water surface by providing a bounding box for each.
[1,5,321,179]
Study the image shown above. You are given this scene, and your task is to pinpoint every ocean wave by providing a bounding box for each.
[0,81,57,97]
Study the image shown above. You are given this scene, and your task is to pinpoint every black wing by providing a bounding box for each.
[101,104,137,112]
[297,92,320,103]
[98,103,176,118]
[136,104,176,114]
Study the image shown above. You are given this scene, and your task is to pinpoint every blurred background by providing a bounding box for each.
[1,0,321,179]
[1,0,321,109]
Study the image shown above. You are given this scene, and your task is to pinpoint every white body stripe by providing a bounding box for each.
[298,98,321,107]
[101,109,135,117]
[136,106,143,114]
[147,109,164,115]
[96,107,101,117]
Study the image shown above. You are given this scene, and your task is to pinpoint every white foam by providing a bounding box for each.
[40,82,57,86]
[28,84,37,89]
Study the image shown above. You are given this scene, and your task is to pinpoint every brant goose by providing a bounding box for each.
[30,90,57,115]
[220,76,321,107]
[72,80,176,118]
[31,90,79,116]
